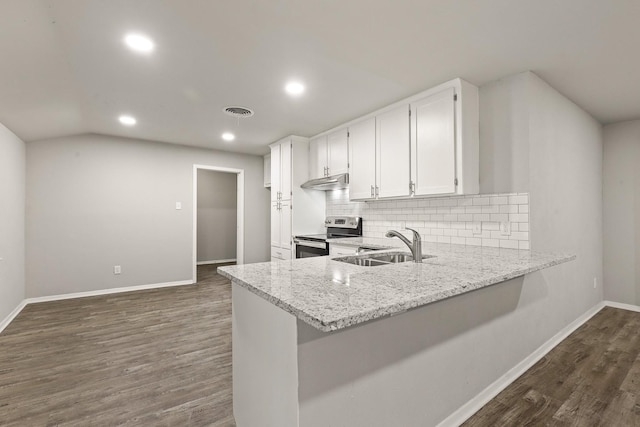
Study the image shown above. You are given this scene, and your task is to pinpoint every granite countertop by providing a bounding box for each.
[218,239,575,332]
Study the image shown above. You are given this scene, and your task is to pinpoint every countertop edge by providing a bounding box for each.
[219,253,576,333]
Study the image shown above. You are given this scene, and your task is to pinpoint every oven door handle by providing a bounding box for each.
[293,239,328,250]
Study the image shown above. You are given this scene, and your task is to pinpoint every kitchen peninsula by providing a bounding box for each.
[219,241,574,426]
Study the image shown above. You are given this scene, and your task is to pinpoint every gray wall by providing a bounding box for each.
[480,71,603,323]
[603,120,640,304]
[295,72,604,425]
[0,123,25,322]
[26,134,269,297]
[197,169,237,263]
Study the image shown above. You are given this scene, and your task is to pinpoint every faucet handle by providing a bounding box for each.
[405,227,421,240]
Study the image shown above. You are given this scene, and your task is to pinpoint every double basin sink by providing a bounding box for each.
[334,251,434,267]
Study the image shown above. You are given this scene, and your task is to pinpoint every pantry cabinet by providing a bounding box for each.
[269,136,326,259]
[309,129,349,179]
[271,141,292,202]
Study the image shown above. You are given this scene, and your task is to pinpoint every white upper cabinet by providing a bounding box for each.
[309,129,348,179]
[315,78,478,201]
[411,87,456,196]
[376,104,411,199]
[327,129,349,175]
[348,118,376,200]
[309,136,328,180]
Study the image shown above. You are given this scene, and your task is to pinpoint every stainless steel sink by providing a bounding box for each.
[333,252,434,267]
[346,258,390,267]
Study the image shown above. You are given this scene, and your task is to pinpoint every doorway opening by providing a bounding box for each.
[192,165,244,283]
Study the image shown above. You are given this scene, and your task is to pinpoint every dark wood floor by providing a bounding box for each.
[0,264,235,426]
[465,306,640,426]
[3,275,640,427]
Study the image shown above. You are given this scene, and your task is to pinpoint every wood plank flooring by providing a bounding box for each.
[0,264,236,426]
[4,273,640,427]
[464,306,640,426]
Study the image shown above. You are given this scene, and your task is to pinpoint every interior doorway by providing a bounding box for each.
[192,165,244,283]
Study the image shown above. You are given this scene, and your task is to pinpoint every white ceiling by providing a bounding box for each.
[1,0,639,155]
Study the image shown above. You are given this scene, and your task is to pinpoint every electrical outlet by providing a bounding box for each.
[593,277,597,289]
[472,222,482,235]
[500,221,511,236]
[114,265,121,275]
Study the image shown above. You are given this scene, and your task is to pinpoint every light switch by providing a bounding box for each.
[176,202,182,210]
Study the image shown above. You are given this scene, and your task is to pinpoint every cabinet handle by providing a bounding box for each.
[370,185,374,197]
[409,181,415,195]
[375,186,379,197]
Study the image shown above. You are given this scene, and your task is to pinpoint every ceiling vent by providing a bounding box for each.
[223,106,254,118]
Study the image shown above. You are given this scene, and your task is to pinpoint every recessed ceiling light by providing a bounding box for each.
[222,132,235,142]
[285,81,305,96]
[124,33,154,53]
[119,115,137,126]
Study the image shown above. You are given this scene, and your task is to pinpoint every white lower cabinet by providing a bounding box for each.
[330,244,358,256]
[271,247,291,261]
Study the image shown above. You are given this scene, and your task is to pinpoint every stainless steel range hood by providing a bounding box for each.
[301,173,349,190]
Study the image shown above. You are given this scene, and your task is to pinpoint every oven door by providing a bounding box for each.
[294,239,329,258]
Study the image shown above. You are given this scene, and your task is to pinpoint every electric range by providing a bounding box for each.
[293,216,362,258]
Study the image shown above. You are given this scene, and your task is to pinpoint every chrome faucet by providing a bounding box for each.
[385,227,423,263]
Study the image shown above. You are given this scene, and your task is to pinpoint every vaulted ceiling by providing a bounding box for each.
[1,0,639,155]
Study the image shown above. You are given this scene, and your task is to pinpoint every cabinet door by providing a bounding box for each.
[327,129,348,175]
[271,202,280,247]
[280,141,292,200]
[411,87,456,196]
[348,117,376,200]
[309,136,328,180]
[376,104,411,199]
[270,144,281,202]
[280,200,291,251]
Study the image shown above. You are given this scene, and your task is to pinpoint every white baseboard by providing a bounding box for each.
[1,280,195,335]
[438,300,607,427]
[196,259,236,266]
[25,280,194,304]
[0,299,28,335]
[604,300,640,312]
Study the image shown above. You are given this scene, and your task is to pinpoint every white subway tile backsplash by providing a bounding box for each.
[472,197,491,206]
[325,190,530,249]
[509,195,529,205]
